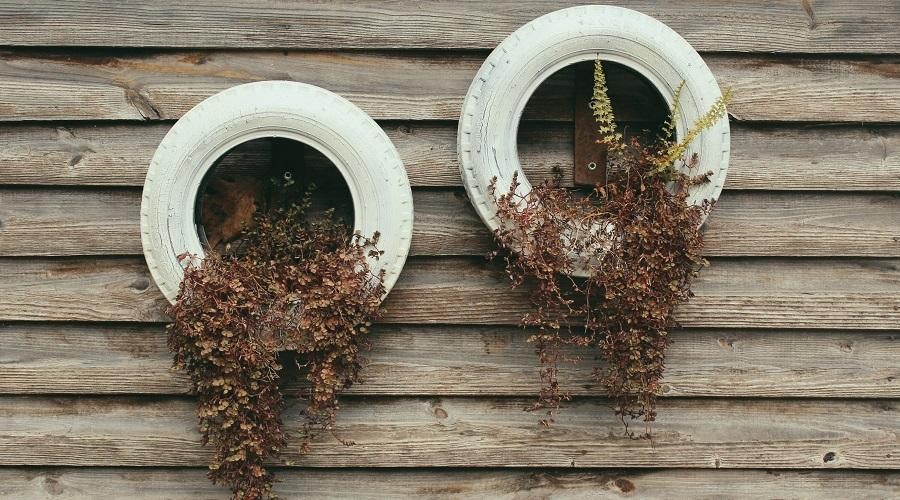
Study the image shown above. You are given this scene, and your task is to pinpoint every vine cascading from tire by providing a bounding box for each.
[457,5,730,276]
[141,81,414,303]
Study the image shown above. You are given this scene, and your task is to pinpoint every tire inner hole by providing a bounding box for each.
[516,60,669,195]
[195,137,355,255]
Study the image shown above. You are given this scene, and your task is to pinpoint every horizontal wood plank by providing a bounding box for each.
[0,51,897,122]
[2,123,898,190]
[699,192,900,257]
[2,188,898,257]
[0,1,897,54]
[0,396,896,468]
[1,468,897,499]
[0,188,139,257]
[2,323,896,398]
[0,257,897,329]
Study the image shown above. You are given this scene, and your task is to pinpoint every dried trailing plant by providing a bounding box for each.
[168,191,385,499]
[490,60,730,435]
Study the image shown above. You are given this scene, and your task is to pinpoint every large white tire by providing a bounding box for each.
[142,81,413,303]
[458,5,729,276]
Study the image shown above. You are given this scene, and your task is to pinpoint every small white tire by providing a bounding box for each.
[141,81,413,303]
[458,5,730,276]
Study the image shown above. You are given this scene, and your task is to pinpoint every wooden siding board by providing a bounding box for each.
[1,188,898,258]
[1,323,896,398]
[2,123,898,191]
[0,257,897,328]
[0,1,898,54]
[1,468,897,499]
[0,52,898,122]
[0,396,896,468]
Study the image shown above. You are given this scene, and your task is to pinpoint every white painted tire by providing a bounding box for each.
[141,81,413,303]
[458,5,729,276]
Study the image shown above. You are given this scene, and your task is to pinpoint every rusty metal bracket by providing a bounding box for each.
[573,61,608,187]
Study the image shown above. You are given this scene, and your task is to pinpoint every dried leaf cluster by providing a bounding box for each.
[490,60,730,435]
[168,194,385,499]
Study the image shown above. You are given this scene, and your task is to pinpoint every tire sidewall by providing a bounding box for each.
[142,81,413,303]
[458,5,730,275]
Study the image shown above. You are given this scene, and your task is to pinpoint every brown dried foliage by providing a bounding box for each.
[489,60,728,436]
[167,196,385,499]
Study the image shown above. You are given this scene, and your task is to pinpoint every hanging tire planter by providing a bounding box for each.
[458,5,730,276]
[141,80,413,303]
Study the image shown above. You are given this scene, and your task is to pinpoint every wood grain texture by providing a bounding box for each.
[0,188,139,256]
[1,468,897,499]
[726,125,900,191]
[2,123,898,190]
[0,396,896,468]
[0,257,169,323]
[0,256,897,329]
[0,0,898,488]
[0,51,897,122]
[699,192,900,257]
[2,323,896,398]
[0,1,897,54]
[2,188,898,257]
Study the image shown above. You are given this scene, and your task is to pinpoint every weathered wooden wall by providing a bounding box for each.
[0,1,898,498]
